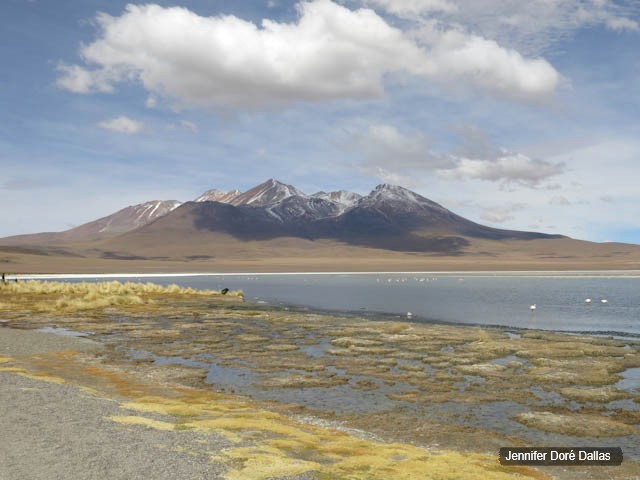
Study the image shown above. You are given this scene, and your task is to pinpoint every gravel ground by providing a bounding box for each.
[0,371,237,480]
[0,326,104,357]
[0,328,237,480]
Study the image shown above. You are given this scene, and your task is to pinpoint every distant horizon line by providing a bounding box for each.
[8,270,640,280]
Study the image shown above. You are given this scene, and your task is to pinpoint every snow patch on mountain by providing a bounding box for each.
[359,184,449,213]
[230,179,306,207]
[195,189,240,203]
[312,190,362,213]
[98,200,181,233]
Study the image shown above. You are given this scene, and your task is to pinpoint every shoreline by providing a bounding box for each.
[1,281,639,479]
[7,269,640,279]
[7,273,640,340]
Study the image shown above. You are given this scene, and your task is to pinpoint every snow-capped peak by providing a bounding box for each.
[230,179,306,207]
[312,190,362,206]
[359,184,448,213]
[311,190,362,214]
[195,188,240,203]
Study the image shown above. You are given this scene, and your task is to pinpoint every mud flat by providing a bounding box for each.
[1,280,639,479]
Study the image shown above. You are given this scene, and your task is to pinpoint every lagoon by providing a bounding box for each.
[48,272,640,339]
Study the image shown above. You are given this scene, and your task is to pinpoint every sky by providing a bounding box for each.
[1,0,640,242]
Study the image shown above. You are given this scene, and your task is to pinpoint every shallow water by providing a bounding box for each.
[616,367,640,392]
[74,273,640,339]
[37,326,90,337]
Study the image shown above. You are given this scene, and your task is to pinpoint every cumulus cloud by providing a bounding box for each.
[57,1,559,108]
[435,125,564,186]
[357,123,564,186]
[98,116,144,134]
[56,64,115,94]
[438,154,564,186]
[415,27,560,101]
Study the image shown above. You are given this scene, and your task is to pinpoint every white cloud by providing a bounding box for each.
[56,64,114,94]
[362,0,458,15]
[145,96,158,108]
[417,29,560,101]
[98,116,144,134]
[57,1,560,108]
[180,120,198,133]
[359,0,640,54]
[606,16,639,31]
[357,123,564,186]
[369,167,419,187]
[438,153,564,186]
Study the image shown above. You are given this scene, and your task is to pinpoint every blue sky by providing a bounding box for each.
[1,0,639,242]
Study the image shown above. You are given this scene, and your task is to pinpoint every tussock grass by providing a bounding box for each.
[1,280,240,297]
[0,280,243,313]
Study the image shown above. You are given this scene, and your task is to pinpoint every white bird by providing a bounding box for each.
[585,298,592,304]
[407,312,413,317]
[601,299,608,304]
[530,304,537,311]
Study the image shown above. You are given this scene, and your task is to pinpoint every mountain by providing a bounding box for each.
[311,190,362,214]
[105,181,560,254]
[4,179,640,273]
[0,180,563,253]
[0,200,182,246]
[228,179,305,207]
[192,179,358,222]
[195,189,240,203]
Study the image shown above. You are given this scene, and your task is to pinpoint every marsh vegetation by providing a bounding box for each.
[1,280,638,479]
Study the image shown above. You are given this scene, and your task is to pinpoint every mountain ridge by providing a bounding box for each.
[4,179,640,273]
[0,180,563,252]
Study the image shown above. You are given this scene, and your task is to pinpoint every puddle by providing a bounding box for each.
[249,374,418,414]
[37,326,90,337]
[616,367,640,392]
[206,363,260,387]
[299,340,332,358]
[456,375,484,390]
[431,400,640,459]
[530,386,569,407]
[128,349,261,388]
[488,355,521,367]
[608,399,640,412]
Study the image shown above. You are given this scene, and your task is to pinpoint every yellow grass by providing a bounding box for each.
[110,415,177,431]
[119,394,547,480]
[0,366,66,384]
[0,280,243,313]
